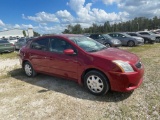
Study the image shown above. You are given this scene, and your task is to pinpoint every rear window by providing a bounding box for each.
[0,40,9,43]
[9,37,17,40]
[18,39,25,42]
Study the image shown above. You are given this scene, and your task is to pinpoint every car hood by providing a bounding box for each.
[90,48,139,63]
[132,36,142,39]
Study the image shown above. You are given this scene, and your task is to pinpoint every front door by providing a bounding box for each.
[48,37,78,80]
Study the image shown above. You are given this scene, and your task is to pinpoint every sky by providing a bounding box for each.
[0,0,160,34]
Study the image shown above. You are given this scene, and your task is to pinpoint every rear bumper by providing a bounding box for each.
[0,47,15,53]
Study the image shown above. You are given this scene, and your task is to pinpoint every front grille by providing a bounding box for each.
[135,61,142,69]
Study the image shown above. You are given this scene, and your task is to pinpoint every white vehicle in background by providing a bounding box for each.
[7,37,18,45]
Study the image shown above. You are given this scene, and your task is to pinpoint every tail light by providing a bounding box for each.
[11,43,15,46]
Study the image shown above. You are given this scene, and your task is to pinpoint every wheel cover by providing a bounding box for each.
[24,64,32,76]
[86,75,104,93]
[105,43,110,47]
[128,41,134,46]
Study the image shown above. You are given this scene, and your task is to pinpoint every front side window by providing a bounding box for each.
[50,38,75,53]
[131,33,137,36]
[117,34,124,37]
[139,32,149,35]
[30,38,49,51]
[98,35,104,39]
[110,34,118,37]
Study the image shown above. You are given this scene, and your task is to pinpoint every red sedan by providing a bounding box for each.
[19,34,144,95]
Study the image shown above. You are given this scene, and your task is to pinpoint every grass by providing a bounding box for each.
[0,51,18,59]
[123,43,160,53]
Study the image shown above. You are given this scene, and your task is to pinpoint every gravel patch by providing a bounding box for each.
[0,59,20,76]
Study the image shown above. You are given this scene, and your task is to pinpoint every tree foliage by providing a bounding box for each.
[33,31,40,37]
[62,16,160,34]
[22,30,26,37]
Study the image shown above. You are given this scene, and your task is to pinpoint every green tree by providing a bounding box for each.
[72,24,83,34]
[33,31,40,37]
[23,30,26,37]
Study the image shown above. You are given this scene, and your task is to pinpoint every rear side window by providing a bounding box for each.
[30,38,49,51]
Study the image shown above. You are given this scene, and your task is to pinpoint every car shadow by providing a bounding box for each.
[8,68,133,102]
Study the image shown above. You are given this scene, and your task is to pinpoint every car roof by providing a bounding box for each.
[40,34,84,39]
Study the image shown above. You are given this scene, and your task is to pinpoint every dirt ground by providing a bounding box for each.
[0,46,160,120]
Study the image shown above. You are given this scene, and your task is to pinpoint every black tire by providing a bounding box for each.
[23,61,37,77]
[127,41,135,47]
[105,43,111,47]
[144,39,148,44]
[84,70,110,96]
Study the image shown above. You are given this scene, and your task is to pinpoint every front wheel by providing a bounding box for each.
[23,62,37,77]
[127,41,135,47]
[105,43,111,47]
[84,70,110,96]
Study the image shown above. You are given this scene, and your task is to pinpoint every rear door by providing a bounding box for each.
[116,33,129,45]
[28,38,51,72]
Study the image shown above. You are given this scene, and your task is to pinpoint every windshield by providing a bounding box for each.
[9,37,17,40]
[18,39,25,42]
[69,36,106,52]
[122,33,132,37]
[102,34,113,39]
[149,32,156,35]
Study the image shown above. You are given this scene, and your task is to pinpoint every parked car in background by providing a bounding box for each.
[0,40,15,53]
[127,32,155,44]
[19,34,144,95]
[83,33,90,37]
[138,31,160,43]
[7,37,18,45]
[89,33,122,47]
[108,32,144,47]
[15,37,29,50]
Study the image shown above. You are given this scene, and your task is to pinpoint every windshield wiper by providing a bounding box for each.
[88,49,98,52]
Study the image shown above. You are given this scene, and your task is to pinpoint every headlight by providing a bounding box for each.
[111,40,119,44]
[151,37,155,40]
[113,60,134,72]
[137,38,144,42]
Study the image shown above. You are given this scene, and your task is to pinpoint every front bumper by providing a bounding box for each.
[108,67,144,92]
[112,43,122,47]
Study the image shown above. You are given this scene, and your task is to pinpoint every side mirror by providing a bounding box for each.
[64,49,75,55]
[122,35,126,38]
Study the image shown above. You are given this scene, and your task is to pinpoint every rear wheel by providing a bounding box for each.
[84,70,110,96]
[127,41,135,47]
[23,62,37,77]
